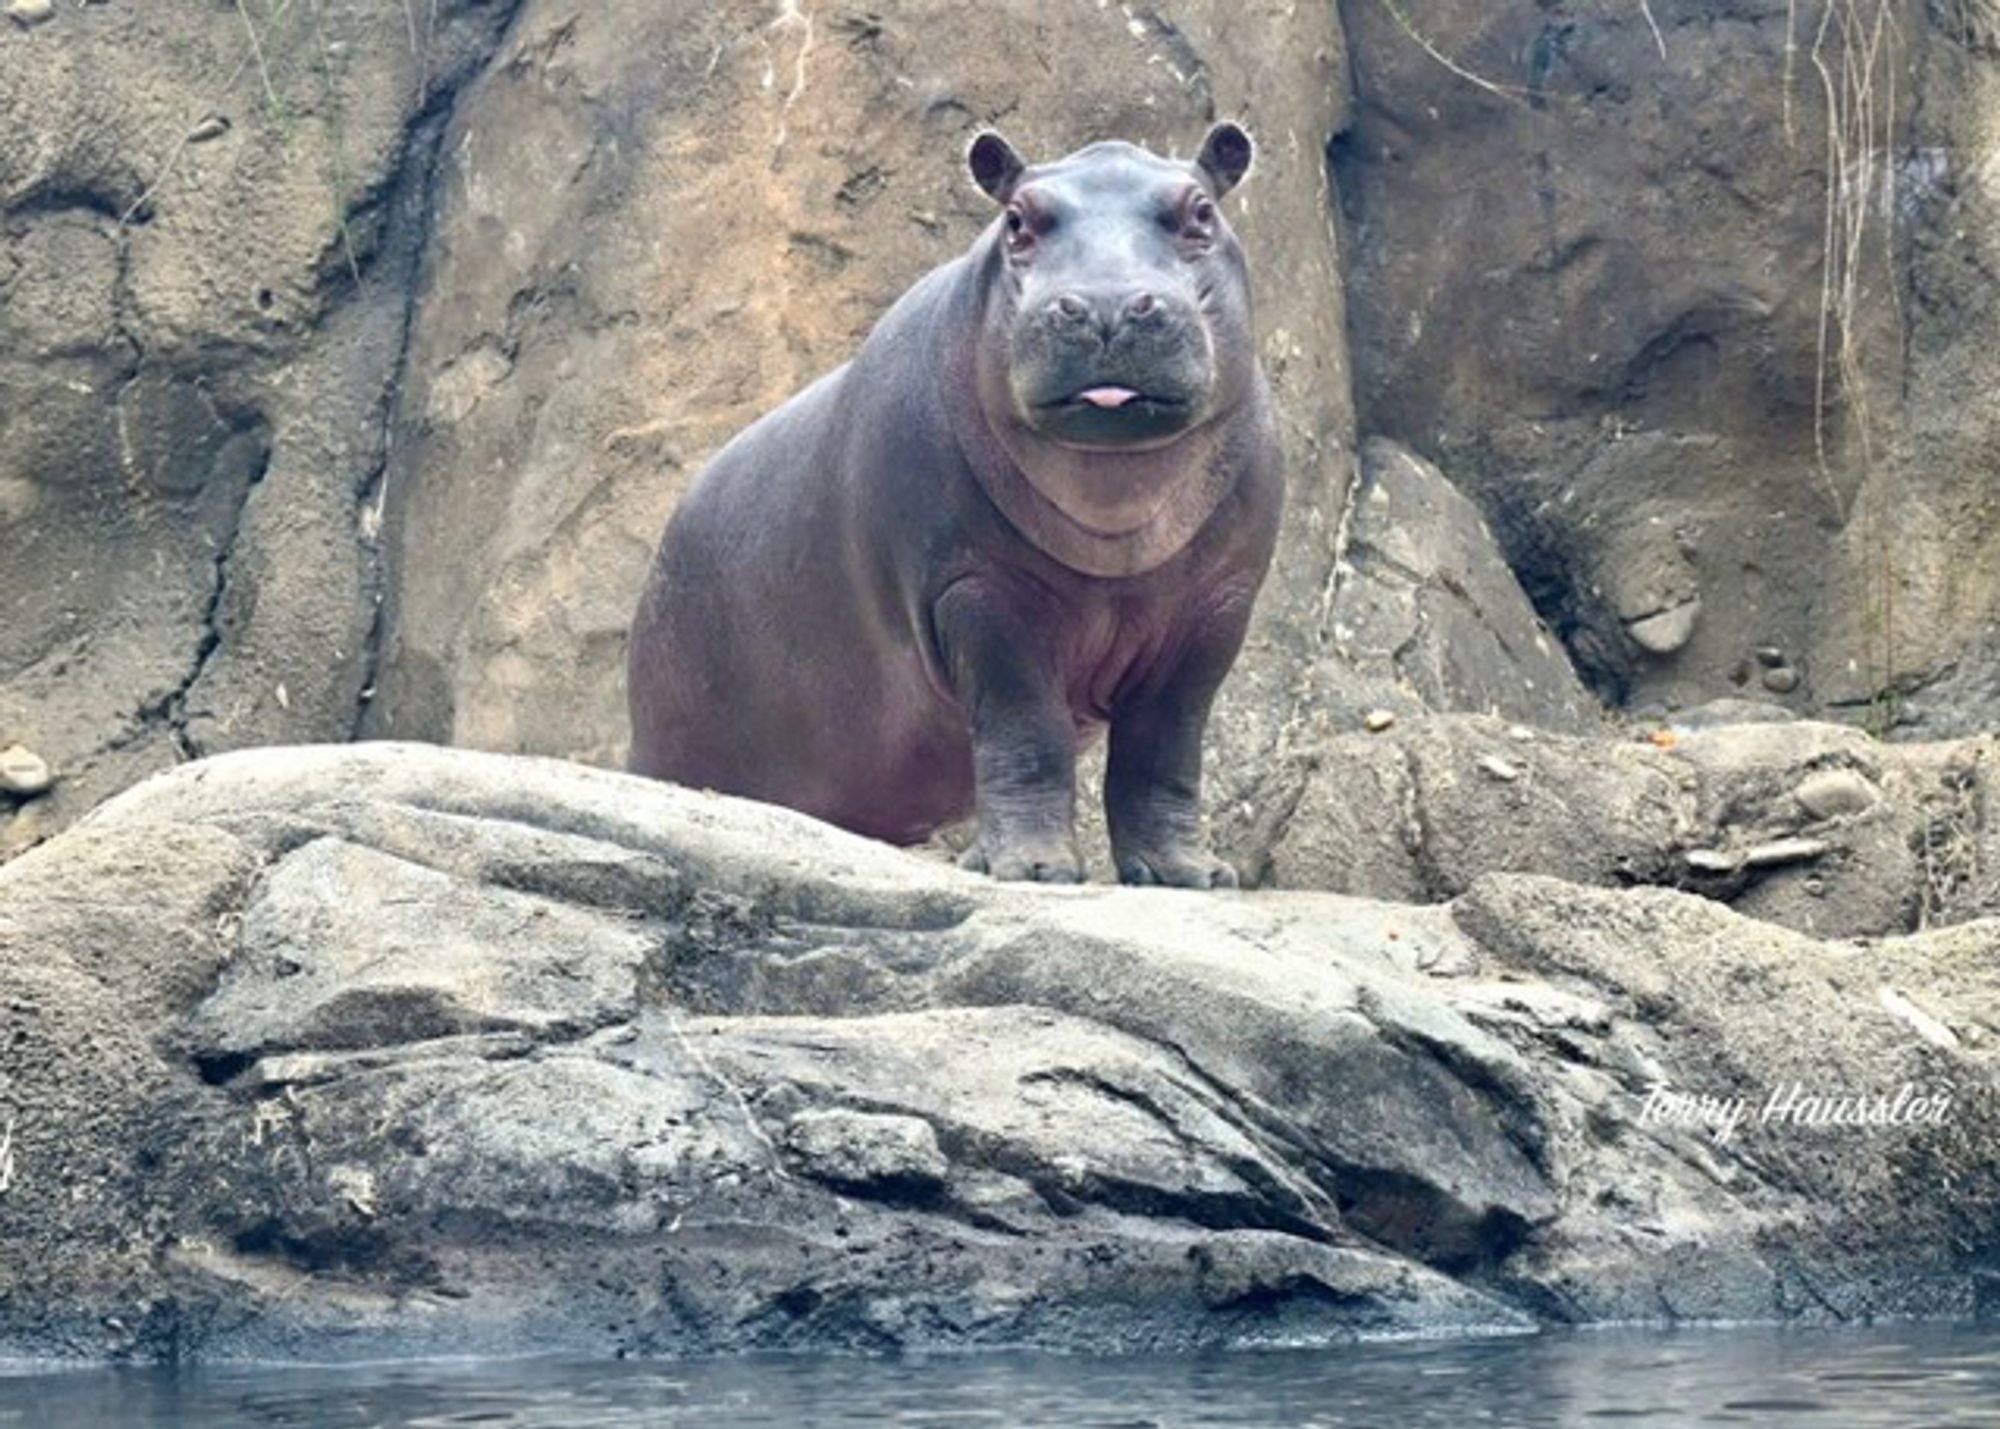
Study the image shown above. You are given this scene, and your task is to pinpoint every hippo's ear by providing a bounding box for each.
[967,131,1027,202]
[1196,121,1254,197]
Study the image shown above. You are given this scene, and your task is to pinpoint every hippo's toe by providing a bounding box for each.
[1114,844,1239,890]
[959,835,1084,885]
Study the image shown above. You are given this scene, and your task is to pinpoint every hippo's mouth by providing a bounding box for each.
[1025,382,1200,451]
[1046,385,1188,413]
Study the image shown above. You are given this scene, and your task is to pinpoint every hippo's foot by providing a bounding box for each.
[958,832,1084,884]
[1112,840,1239,890]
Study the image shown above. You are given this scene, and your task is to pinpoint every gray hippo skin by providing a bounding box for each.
[627,124,1280,886]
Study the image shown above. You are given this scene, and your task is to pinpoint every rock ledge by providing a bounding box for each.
[0,743,1992,1362]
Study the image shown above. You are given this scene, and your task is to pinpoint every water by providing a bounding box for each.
[3,1325,1998,1427]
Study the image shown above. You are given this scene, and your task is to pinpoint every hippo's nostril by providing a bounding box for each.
[1127,291,1158,319]
[1056,294,1088,320]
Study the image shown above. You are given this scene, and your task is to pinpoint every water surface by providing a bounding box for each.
[5,1324,1998,1427]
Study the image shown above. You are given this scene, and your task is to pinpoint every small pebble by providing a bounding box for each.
[1626,600,1699,656]
[1878,987,1960,1051]
[6,0,54,26]
[1743,835,1831,868]
[1686,848,1741,874]
[1506,724,1535,742]
[1794,768,1875,820]
[0,744,51,797]
[1762,665,1800,694]
[1754,645,1786,668]
[1363,709,1396,733]
[188,115,231,144]
[1477,754,1522,782]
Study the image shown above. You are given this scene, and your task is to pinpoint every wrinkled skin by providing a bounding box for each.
[628,125,1280,886]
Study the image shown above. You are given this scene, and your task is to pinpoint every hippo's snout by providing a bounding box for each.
[1046,287,1170,343]
[1011,285,1213,449]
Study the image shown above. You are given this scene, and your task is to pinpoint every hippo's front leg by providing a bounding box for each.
[1104,593,1253,889]
[934,581,1084,883]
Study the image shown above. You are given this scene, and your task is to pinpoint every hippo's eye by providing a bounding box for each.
[1003,207,1039,257]
[1176,191,1218,249]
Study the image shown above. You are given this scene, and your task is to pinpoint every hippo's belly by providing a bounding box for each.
[797,653,1113,846]
[806,677,977,845]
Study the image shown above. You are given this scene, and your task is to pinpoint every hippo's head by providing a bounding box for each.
[967,124,1256,454]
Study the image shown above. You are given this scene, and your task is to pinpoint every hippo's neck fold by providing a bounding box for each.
[940,252,1246,580]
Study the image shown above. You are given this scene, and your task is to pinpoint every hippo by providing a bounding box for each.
[627,123,1281,886]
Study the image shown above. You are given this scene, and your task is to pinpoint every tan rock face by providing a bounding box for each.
[1821,10,2000,728]
[5,0,1997,870]
[1331,0,2000,732]
[366,0,1356,793]
[0,1,523,859]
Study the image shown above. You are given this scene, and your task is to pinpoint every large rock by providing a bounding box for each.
[363,0,1361,793]
[1324,439,1601,735]
[0,743,1991,1361]
[1243,712,2000,939]
[0,0,524,859]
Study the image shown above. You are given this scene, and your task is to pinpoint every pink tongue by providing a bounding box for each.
[1078,386,1140,408]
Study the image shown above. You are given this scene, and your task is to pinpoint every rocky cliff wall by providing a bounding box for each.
[3,2,1997,867]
